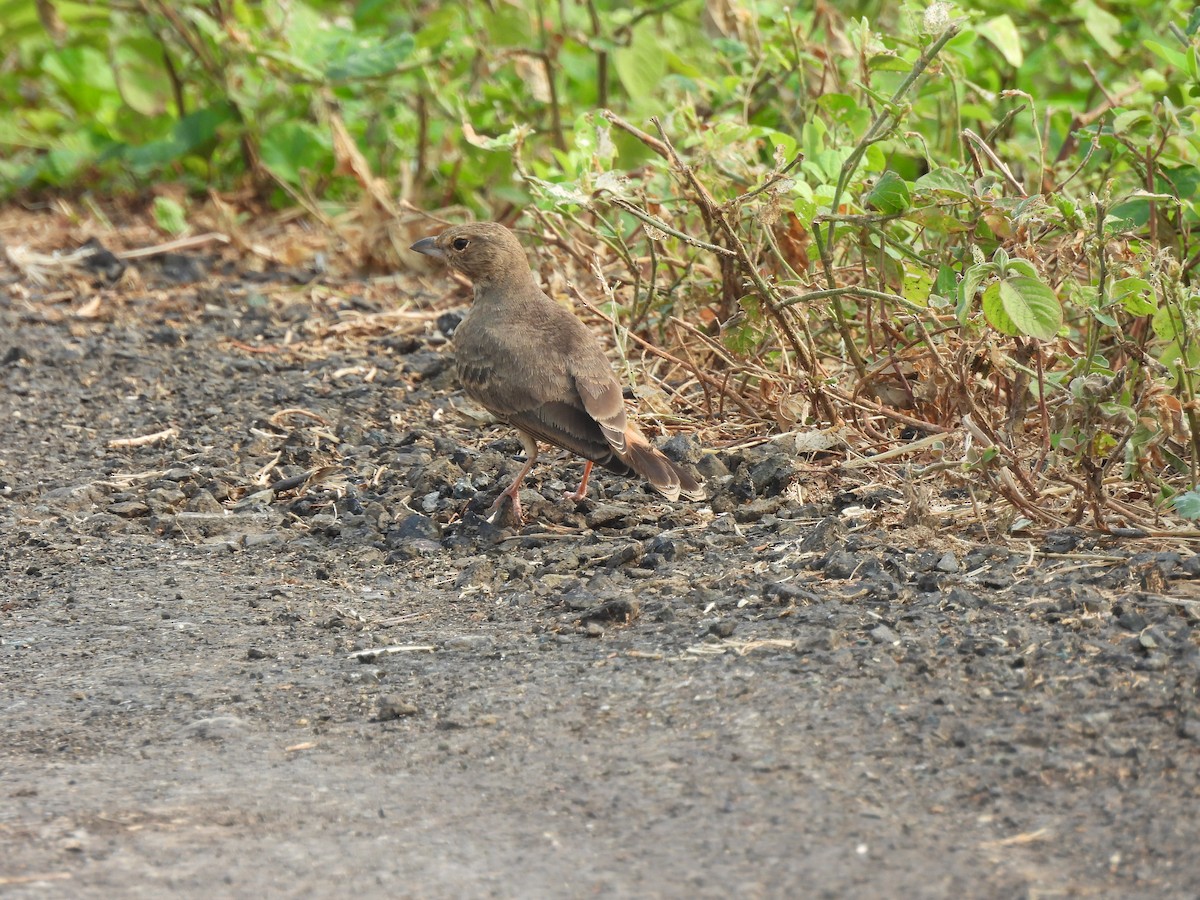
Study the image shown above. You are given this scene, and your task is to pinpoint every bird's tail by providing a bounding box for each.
[621,429,705,502]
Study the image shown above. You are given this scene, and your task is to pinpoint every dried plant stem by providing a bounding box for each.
[647,117,835,421]
[569,284,760,419]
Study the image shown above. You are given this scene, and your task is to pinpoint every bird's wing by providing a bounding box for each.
[573,371,629,454]
[507,400,621,466]
[457,333,623,467]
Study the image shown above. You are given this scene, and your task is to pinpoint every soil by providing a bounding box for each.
[2,213,1200,899]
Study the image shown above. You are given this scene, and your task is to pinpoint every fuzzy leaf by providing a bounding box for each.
[1172,490,1200,520]
[987,276,1063,340]
[865,171,910,214]
[977,15,1022,67]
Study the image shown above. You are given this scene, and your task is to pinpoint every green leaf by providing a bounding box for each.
[113,37,172,117]
[1144,39,1188,71]
[41,46,119,122]
[0,0,39,40]
[801,117,828,157]
[792,182,817,226]
[123,104,232,173]
[153,196,188,236]
[935,265,958,298]
[902,264,933,306]
[865,171,910,214]
[1172,490,1200,520]
[1074,0,1122,57]
[1112,277,1156,316]
[986,276,1063,340]
[1107,198,1153,231]
[816,93,871,131]
[1005,259,1039,279]
[614,22,667,101]
[868,52,912,73]
[977,15,1023,67]
[915,167,971,197]
[958,262,992,324]
[463,122,528,151]
[1112,109,1152,135]
[261,121,331,185]
[326,34,416,81]
[481,4,533,45]
[1152,303,1183,341]
[982,282,1020,335]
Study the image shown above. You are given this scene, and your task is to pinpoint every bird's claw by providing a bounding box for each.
[486,491,525,526]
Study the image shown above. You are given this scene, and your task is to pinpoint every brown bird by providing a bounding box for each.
[410,222,704,524]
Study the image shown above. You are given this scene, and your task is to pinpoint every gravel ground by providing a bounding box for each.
[2,233,1199,898]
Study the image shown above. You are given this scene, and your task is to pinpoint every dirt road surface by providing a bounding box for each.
[2,226,1199,898]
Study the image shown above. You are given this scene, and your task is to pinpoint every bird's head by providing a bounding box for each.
[410,222,533,285]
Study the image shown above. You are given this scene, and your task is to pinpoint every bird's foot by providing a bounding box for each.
[486,489,525,526]
[562,461,593,505]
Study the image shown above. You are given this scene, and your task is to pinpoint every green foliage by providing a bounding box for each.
[1173,489,1200,519]
[965,250,1063,340]
[152,195,187,235]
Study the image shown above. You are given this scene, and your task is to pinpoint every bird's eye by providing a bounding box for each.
[452,237,470,251]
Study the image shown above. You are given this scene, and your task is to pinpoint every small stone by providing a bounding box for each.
[734,498,780,523]
[586,504,629,529]
[695,454,731,479]
[391,513,442,542]
[649,536,677,559]
[943,585,983,608]
[1042,528,1084,554]
[661,434,702,464]
[578,597,639,623]
[747,453,796,496]
[801,518,849,554]
[1179,717,1200,742]
[584,621,604,638]
[443,635,494,652]
[108,500,149,518]
[1136,653,1168,671]
[146,487,187,512]
[156,252,206,283]
[455,559,495,590]
[533,574,580,597]
[437,310,465,337]
[377,696,420,721]
[1103,737,1138,758]
[822,551,860,580]
[870,624,900,644]
[176,716,247,741]
[242,532,283,549]
[602,543,643,568]
[1081,711,1112,737]
[762,581,819,604]
[186,490,224,513]
[935,552,960,573]
[246,647,271,660]
[709,619,737,638]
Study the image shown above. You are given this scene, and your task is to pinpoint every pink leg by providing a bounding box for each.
[563,460,594,503]
[487,433,538,525]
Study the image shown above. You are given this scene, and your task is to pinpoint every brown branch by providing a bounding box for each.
[568,284,761,420]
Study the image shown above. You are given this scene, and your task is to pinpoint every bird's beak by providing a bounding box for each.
[410,236,444,259]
